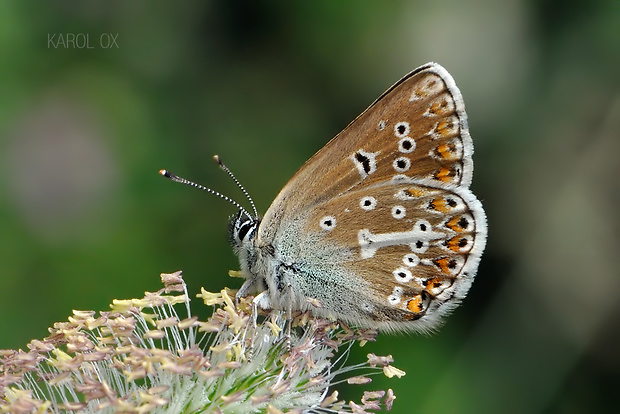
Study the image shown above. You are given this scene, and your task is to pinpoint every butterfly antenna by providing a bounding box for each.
[159,169,252,219]
[213,155,259,219]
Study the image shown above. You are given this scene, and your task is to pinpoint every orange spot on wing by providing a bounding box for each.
[437,144,451,158]
[430,198,450,213]
[435,120,455,136]
[412,87,425,99]
[428,99,450,116]
[407,295,424,314]
[434,167,452,182]
[405,187,426,197]
[432,257,458,275]
[424,277,443,290]
[435,143,458,161]
[445,215,470,232]
[444,236,469,252]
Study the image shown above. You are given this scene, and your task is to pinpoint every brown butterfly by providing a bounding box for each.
[163,62,487,333]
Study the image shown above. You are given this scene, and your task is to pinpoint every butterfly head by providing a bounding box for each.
[229,209,259,251]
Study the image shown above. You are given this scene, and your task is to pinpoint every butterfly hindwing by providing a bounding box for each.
[300,179,486,332]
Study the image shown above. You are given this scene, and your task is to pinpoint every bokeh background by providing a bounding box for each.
[1,1,619,413]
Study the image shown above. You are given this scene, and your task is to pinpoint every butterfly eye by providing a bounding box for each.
[445,235,473,252]
[236,220,255,241]
[432,256,465,276]
[388,295,400,305]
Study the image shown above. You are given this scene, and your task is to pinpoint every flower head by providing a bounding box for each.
[0,271,402,413]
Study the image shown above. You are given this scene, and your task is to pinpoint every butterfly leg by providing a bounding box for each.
[273,265,295,350]
[251,292,266,332]
[237,276,263,300]
[285,287,293,351]
[247,291,271,359]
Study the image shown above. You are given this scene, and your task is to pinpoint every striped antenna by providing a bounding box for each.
[159,169,252,219]
[213,155,259,219]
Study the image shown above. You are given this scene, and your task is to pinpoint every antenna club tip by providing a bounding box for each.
[213,155,223,165]
[159,169,170,177]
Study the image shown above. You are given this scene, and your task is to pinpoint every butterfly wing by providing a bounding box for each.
[259,62,474,243]
[299,179,487,332]
[256,62,486,332]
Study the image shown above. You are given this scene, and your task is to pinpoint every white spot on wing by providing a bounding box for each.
[394,121,410,138]
[319,215,336,231]
[398,137,416,153]
[388,286,404,305]
[360,196,377,211]
[350,149,379,178]
[403,253,420,267]
[393,157,411,172]
[393,267,413,283]
[391,205,406,219]
[358,223,444,259]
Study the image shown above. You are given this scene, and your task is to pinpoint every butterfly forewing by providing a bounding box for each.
[259,63,473,242]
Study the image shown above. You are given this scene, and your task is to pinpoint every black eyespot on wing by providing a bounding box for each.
[458,217,469,229]
[355,151,372,174]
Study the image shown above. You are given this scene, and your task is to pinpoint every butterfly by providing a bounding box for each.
[162,62,487,333]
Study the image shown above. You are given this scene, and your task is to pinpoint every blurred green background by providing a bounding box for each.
[1,1,619,413]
